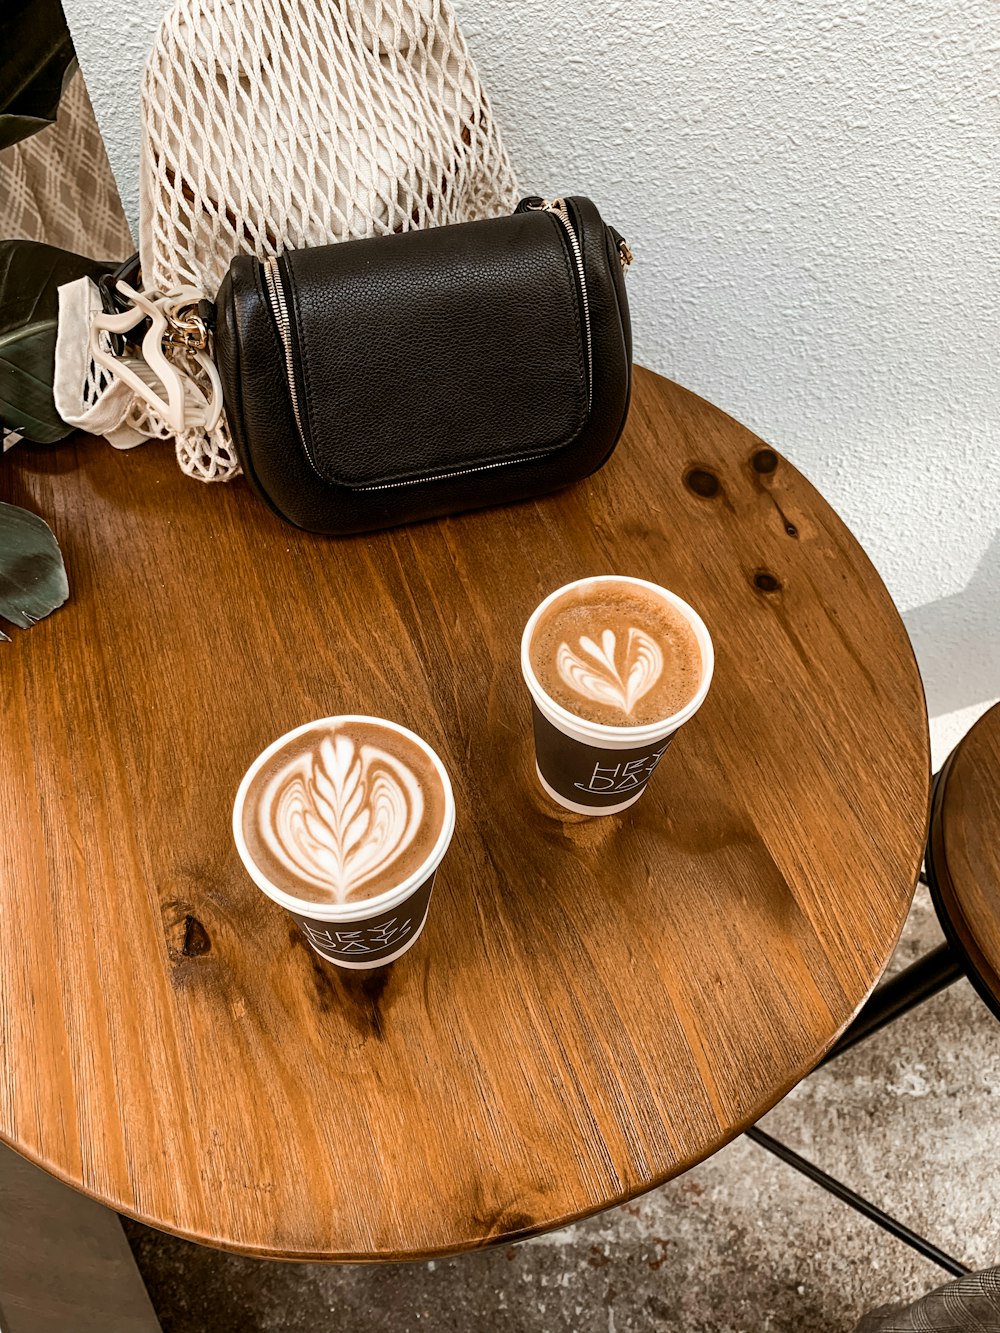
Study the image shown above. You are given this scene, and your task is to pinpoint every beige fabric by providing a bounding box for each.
[853,1267,1000,1332]
[0,70,133,261]
[53,277,166,449]
[130,0,519,480]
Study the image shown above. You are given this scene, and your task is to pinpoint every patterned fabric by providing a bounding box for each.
[0,70,132,261]
[854,1268,1000,1333]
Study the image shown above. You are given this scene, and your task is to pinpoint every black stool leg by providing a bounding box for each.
[746,1127,970,1278]
[822,943,964,1065]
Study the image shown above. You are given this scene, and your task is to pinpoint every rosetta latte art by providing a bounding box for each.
[258,733,425,903]
[556,627,664,716]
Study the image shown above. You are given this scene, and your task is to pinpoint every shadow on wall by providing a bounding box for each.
[904,530,1000,718]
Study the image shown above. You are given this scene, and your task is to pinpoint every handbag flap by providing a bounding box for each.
[279,211,590,489]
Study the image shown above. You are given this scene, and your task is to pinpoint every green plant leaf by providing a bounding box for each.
[0,501,68,639]
[0,0,77,150]
[0,239,117,443]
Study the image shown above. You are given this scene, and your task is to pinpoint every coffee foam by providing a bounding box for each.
[240,720,446,905]
[529,581,702,727]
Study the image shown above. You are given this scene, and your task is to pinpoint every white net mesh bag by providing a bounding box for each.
[133,0,519,480]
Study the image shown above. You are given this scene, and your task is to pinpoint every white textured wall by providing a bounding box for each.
[62,0,1000,739]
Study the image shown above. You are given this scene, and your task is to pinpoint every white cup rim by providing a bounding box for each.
[232,715,456,921]
[520,575,715,744]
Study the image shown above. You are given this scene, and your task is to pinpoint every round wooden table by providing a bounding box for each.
[0,368,929,1261]
[928,702,1000,1020]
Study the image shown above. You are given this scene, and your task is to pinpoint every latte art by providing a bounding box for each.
[557,627,663,717]
[528,578,702,727]
[240,719,448,904]
[260,735,424,903]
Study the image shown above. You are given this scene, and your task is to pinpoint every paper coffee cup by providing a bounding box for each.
[232,717,455,970]
[521,577,714,816]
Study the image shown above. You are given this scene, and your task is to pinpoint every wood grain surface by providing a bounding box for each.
[0,367,929,1260]
[929,702,1000,1018]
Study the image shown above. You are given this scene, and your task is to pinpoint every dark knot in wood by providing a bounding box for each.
[684,468,721,498]
[753,570,782,593]
[751,448,778,474]
[163,902,212,960]
[180,915,211,956]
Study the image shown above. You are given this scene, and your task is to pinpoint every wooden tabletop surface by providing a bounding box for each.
[0,367,929,1260]
[930,701,1000,1018]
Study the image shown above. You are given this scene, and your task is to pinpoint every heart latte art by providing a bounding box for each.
[529,579,702,727]
[240,720,446,904]
[557,627,663,715]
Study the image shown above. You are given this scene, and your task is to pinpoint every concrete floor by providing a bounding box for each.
[123,878,1000,1333]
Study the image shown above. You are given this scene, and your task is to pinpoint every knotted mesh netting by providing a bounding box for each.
[134,0,518,479]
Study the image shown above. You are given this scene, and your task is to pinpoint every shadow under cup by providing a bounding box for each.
[521,579,715,816]
[231,717,455,971]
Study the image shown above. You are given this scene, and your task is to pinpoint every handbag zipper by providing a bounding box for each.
[263,255,310,450]
[531,198,592,408]
[262,201,600,491]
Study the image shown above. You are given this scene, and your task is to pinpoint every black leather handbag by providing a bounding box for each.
[215,196,633,535]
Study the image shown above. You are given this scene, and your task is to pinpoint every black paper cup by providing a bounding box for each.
[521,577,714,815]
[232,717,455,969]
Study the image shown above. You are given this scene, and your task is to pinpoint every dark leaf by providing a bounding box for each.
[0,0,77,150]
[0,501,68,639]
[0,239,117,443]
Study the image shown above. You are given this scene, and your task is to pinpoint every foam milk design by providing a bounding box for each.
[556,627,664,717]
[239,718,448,907]
[529,578,702,728]
[259,733,426,904]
